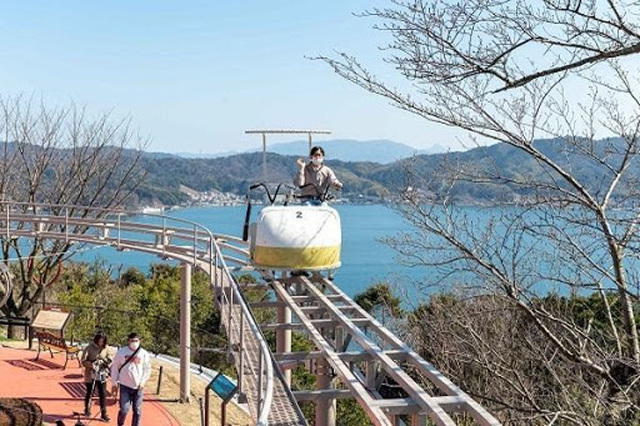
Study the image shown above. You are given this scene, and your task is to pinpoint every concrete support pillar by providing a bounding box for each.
[276,283,292,386]
[315,358,336,426]
[366,361,377,390]
[335,326,344,352]
[411,413,427,426]
[180,262,192,403]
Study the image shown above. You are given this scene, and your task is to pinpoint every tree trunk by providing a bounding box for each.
[7,324,24,340]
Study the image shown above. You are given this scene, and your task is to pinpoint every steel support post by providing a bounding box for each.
[411,413,427,426]
[180,262,192,403]
[335,326,344,352]
[315,357,336,426]
[366,361,377,390]
[277,281,292,385]
[238,309,245,396]
[262,133,267,179]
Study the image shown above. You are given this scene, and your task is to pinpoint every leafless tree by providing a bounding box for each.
[0,96,147,336]
[319,0,640,423]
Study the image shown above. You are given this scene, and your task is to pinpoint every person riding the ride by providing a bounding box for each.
[294,146,342,201]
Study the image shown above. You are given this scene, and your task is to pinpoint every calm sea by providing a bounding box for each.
[76,205,420,297]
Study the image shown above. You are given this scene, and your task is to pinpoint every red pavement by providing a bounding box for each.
[0,345,180,425]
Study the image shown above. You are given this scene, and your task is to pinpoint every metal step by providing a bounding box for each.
[215,269,307,425]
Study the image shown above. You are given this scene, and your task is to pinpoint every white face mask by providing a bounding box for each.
[311,157,323,166]
[129,341,140,351]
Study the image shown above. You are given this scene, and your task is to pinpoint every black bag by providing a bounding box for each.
[118,346,141,374]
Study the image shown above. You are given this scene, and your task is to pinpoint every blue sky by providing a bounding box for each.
[0,1,465,154]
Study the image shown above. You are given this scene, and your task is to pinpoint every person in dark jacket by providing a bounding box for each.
[82,331,111,422]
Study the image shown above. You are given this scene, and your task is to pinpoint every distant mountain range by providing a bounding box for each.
[169,139,449,164]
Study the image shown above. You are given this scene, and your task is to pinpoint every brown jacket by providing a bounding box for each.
[81,342,109,382]
[294,163,341,197]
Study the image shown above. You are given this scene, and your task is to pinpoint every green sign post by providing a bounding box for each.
[204,373,238,426]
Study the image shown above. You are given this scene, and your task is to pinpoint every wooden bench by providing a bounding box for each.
[34,330,81,369]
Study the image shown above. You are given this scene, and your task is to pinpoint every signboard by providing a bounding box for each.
[209,373,237,401]
[31,310,71,332]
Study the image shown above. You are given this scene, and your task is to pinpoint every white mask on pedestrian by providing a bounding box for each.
[311,157,323,166]
[129,341,140,350]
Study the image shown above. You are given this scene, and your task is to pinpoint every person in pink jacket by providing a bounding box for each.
[110,332,151,426]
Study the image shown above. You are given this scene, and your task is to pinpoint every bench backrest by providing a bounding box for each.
[31,309,72,339]
[35,330,68,349]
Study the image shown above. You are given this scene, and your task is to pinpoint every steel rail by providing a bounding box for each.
[300,277,457,426]
[314,276,500,426]
[270,280,394,426]
[0,201,274,425]
[267,274,502,425]
[198,241,275,425]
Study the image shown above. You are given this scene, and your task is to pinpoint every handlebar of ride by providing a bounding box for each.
[248,182,286,204]
[248,182,341,205]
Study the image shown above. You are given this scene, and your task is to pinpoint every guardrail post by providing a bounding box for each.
[180,262,192,403]
[117,213,121,247]
[64,207,69,243]
[257,349,264,418]
[162,217,167,256]
[228,275,234,333]
[193,225,198,264]
[238,309,245,397]
[209,238,213,284]
[214,251,219,290]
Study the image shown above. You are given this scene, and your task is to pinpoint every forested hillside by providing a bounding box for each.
[135,137,636,206]
[136,151,390,205]
[1,137,629,207]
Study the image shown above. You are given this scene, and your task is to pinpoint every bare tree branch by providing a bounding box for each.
[0,96,147,323]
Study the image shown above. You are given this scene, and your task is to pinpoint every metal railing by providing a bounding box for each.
[0,200,273,424]
[209,241,274,424]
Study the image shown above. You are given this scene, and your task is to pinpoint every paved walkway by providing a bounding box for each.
[0,345,180,425]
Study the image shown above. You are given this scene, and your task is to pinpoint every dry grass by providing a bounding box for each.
[150,358,252,426]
